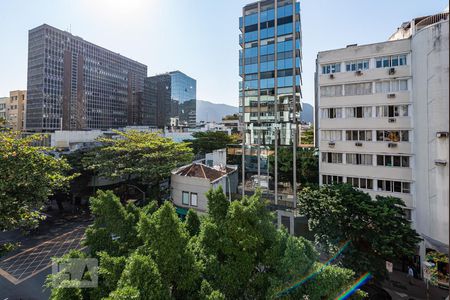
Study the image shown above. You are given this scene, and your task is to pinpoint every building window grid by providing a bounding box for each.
[322,63,341,74]
[375,54,407,68]
[345,60,369,72]
[376,105,409,117]
[377,155,410,167]
[377,180,411,194]
[346,177,373,190]
[345,130,373,141]
[376,130,409,142]
[346,153,373,165]
[322,175,343,185]
[322,152,343,164]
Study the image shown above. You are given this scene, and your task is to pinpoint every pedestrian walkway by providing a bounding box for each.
[0,225,86,285]
[382,270,448,300]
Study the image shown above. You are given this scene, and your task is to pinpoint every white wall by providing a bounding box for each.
[411,20,449,251]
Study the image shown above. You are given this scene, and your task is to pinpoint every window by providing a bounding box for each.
[190,193,198,206]
[375,79,408,93]
[376,105,409,117]
[376,155,410,167]
[346,153,373,165]
[322,175,343,185]
[322,152,343,163]
[377,180,411,194]
[321,107,342,119]
[345,106,372,118]
[322,63,341,74]
[321,130,342,141]
[320,85,342,97]
[182,191,189,205]
[345,130,373,141]
[375,54,407,68]
[344,82,372,96]
[346,177,373,189]
[345,60,369,71]
[376,130,409,142]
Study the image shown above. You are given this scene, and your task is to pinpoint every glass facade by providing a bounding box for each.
[146,71,196,128]
[239,0,302,146]
[26,24,147,131]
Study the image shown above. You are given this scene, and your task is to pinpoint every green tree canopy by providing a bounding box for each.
[83,130,193,186]
[268,147,319,186]
[298,184,421,279]
[187,131,238,155]
[49,188,366,299]
[0,130,76,231]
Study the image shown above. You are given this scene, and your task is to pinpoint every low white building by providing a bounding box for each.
[171,163,238,215]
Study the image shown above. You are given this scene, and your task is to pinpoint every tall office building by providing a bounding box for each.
[316,12,448,276]
[7,90,27,131]
[146,71,196,128]
[238,0,302,233]
[26,24,147,131]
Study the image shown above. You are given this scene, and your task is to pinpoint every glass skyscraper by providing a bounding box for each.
[238,0,302,232]
[146,71,196,128]
[26,24,148,131]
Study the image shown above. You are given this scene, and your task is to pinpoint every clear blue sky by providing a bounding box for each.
[0,0,447,106]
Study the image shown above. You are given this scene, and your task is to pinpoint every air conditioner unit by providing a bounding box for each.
[355,70,362,76]
[387,93,396,98]
[329,74,334,79]
[388,118,396,123]
[436,131,449,138]
[355,142,363,147]
[389,67,396,75]
[328,141,335,147]
[388,142,397,148]
[435,160,447,166]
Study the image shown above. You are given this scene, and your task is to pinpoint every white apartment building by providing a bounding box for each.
[315,12,449,274]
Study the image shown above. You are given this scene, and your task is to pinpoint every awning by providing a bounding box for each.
[176,207,188,216]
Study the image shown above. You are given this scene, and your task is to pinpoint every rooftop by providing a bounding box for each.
[173,163,236,182]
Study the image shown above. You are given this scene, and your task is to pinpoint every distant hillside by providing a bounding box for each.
[301,103,314,124]
[197,100,238,123]
[196,100,314,124]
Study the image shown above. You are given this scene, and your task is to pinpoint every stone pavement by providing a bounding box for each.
[381,270,449,300]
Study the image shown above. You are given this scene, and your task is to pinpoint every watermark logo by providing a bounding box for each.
[51,258,98,288]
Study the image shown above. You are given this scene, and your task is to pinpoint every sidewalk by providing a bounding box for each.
[381,271,448,300]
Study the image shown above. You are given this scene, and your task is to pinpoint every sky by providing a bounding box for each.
[0,0,447,106]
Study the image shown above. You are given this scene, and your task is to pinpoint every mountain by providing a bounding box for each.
[300,103,314,124]
[196,100,314,124]
[197,100,239,123]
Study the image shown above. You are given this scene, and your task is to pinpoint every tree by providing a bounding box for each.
[298,184,421,279]
[84,190,142,257]
[113,253,169,300]
[185,209,201,236]
[138,202,201,298]
[187,131,238,156]
[49,188,365,299]
[83,130,193,201]
[268,147,319,186]
[0,130,75,231]
[300,126,314,145]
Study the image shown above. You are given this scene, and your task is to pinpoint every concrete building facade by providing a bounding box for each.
[7,90,27,131]
[316,12,449,275]
[26,24,147,132]
[0,97,7,122]
[171,163,238,215]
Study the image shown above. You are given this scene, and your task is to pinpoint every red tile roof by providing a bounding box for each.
[175,163,234,182]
